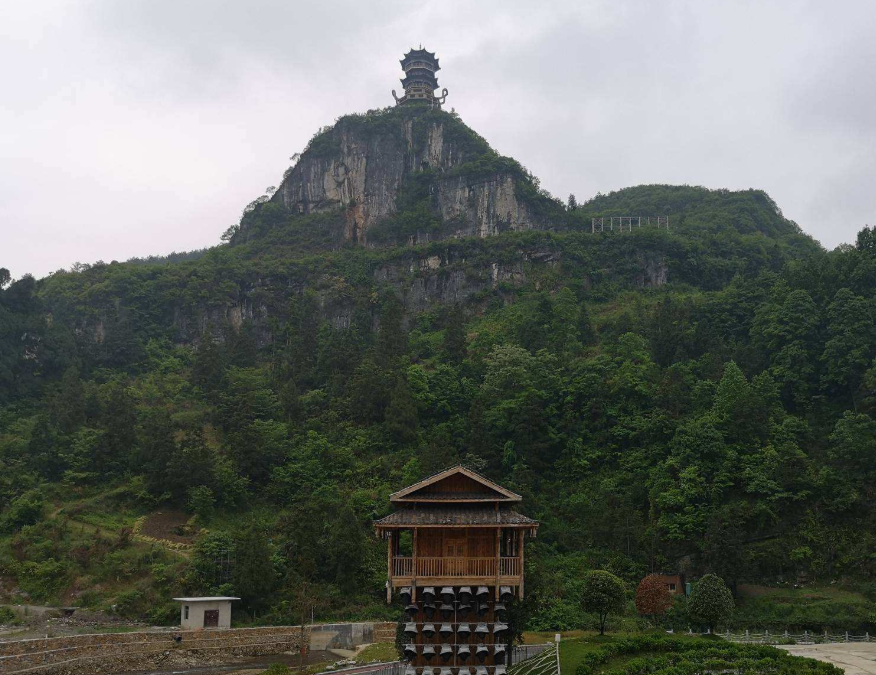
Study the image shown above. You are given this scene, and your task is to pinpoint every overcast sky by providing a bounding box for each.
[2,0,874,280]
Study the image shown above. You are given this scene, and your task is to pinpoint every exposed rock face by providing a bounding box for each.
[271,108,549,244]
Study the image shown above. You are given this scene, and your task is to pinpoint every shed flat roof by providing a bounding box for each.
[173,597,240,602]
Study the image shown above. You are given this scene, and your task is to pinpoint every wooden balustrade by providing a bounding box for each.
[499,556,520,576]
[390,556,521,578]
[393,557,413,577]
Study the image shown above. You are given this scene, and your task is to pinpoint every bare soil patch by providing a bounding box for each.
[140,511,196,544]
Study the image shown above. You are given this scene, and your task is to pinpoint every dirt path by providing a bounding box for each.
[781,643,876,674]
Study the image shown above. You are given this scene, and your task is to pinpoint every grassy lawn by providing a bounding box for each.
[733,583,876,632]
[355,643,399,663]
[522,630,587,644]
[738,583,870,603]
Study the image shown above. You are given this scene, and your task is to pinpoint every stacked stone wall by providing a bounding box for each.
[0,626,310,675]
[373,622,396,642]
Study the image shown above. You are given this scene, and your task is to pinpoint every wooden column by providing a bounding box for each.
[412,528,418,602]
[495,527,501,598]
[518,530,525,600]
[386,531,393,603]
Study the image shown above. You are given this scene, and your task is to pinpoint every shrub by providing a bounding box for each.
[262,664,292,675]
[572,636,843,675]
[188,485,216,522]
[581,570,626,635]
[0,606,20,625]
[14,559,69,601]
[689,574,735,631]
[1,492,44,532]
[635,574,673,622]
[113,589,145,617]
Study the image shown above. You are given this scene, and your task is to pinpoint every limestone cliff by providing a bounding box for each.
[265,106,560,245]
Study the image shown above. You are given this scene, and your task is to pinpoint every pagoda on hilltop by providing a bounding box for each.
[393,47,449,107]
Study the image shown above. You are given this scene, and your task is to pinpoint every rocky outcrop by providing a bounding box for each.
[269,108,553,244]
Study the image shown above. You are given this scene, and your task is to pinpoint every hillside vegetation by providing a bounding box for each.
[1,107,876,631]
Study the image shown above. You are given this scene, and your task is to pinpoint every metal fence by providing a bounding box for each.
[508,643,558,675]
[508,643,554,666]
[318,661,405,675]
[720,630,874,645]
[318,643,556,675]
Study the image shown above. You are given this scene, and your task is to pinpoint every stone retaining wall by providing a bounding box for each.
[0,626,309,675]
[373,622,396,642]
[0,620,398,675]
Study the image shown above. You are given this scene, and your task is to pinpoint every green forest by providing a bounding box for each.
[2,107,876,632]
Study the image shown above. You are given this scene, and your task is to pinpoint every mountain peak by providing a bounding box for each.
[238,106,562,246]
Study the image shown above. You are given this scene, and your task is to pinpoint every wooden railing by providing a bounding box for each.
[499,556,521,576]
[393,557,413,577]
[391,557,521,578]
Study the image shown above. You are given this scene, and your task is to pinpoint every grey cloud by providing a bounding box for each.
[0,0,874,280]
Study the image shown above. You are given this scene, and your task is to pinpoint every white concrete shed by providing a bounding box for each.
[173,596,239,629]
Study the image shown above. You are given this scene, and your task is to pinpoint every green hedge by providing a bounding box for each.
[573,636,842,675]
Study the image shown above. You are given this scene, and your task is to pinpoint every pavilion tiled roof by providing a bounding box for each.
[374,506,538,527]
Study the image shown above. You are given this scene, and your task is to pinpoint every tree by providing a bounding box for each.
[188,485,216,522]
[567,194,578,211]
[442,306,467,363]
[688,574,734,631]
[384,374,419,445]
[821,289,876,403]
[828,411,876,505]
[635,574,672,622]
[98,380,137,474]
[192,334,225,398]
[0,268,10,289]
[51,366,86,433]
[857,226,876,255]
[581,570,626,635]
[233,524,276,612]
[137,410,177,496]
[227,321,259,368]
[377,293,407,367]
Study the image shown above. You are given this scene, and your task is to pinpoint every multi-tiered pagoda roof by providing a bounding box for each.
[393,47,448,107]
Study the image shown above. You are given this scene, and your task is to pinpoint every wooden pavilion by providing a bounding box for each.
[374,466,538,675]
[375,466,538,602]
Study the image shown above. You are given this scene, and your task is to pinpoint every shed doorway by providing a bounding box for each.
[203,610,219,627]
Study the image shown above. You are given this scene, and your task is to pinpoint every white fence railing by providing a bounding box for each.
[509,643,558,675]
[668,629,874,645]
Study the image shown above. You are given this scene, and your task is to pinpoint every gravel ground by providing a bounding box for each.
[781,643,876,674]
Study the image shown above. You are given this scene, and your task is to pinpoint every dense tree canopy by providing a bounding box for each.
[1,181,875,627]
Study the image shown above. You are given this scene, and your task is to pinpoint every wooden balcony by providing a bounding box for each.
[390,556,521,585]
